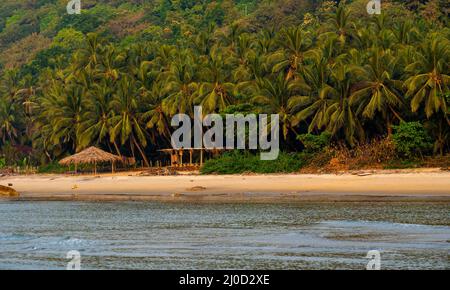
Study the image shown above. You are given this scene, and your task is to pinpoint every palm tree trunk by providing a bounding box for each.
[387,115,392,137]
[113,141,122,157]
[132,136,150,167]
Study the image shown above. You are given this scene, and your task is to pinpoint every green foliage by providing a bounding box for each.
[57,5,116,34]
[383,159,423,169]
[20,45,69,77]
[52,28,85,50]
[38,161,67,174]
[297,132,331,153]
[0,0,448,169]
[392,122,433,158]
[201,151,309,174]
[0,157,5,169]
[5,11,25,28]
[222,104,258,115]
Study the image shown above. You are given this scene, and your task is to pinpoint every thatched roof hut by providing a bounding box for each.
[59,147,122,174]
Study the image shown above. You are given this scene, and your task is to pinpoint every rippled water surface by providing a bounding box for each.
[0,201,449,269]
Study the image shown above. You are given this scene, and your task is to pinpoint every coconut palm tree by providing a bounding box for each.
[78,81,116,153]
[163,49,199,117]
[109,76,150,167]
[142,79,172,142]
[405,34,449,119]
[269,26,314,80]
[0,98,20,144]
[251,73,307,138]
[196,46,236,113]
[39,81,85,152]
[350,47,404,135]
[328,3,353,45]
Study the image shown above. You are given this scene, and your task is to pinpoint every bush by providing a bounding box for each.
[201,150,309,174]
[332,138,396,170]
[38,162,67,174]
[392,122,433,158]
[297,132,331,153]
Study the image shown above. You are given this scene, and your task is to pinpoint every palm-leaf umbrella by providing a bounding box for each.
[59,146,122,174]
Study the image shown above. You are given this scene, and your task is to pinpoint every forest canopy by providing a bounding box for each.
[0,0,448,168]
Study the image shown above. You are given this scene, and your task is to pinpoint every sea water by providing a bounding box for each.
[0,201,448,270]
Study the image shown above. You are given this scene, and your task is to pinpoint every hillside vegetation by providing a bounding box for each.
[0,0,448,171]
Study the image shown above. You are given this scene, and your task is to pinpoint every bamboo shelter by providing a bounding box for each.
[158,148,227,167]
[59,147,123,175]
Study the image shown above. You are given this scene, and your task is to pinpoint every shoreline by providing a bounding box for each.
[1,169,449,203]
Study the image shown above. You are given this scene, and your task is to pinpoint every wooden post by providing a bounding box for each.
[200,149,203,166]
[75,163,77,174]
[94,161,97,175]
[189,149,193,165]
[179,149,183,167]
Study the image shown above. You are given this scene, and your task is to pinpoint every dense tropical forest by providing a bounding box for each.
[0,0,448,173]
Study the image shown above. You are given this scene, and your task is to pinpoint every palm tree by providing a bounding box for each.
[109,76,150,167]
[0,98,20,144]
[196,46,236,113]
[269,26,314,80]
[15,74,39,116]
[231,34,256,81]
[38,81,85,152]
[392,20,419,47]
[405,34,449,118]
[97,45,119,81]
[350,48,404,135]
[328,3,353,45]
[75,33,104,72]
[163,49,199,117]
[289,48,334,134]
[142,79,172,142]
[251,73,307,138]
[78,81,116,153]
[293,61,364,146]
[327,64,365,146]
[256,28,276,54]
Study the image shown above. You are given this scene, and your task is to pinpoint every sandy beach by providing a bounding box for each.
[1,169,449,203]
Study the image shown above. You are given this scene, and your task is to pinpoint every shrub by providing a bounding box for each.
[201,150,309,174]
[297,132,331,153]
[332,138,396,170]
[38,162,68,174]
[300,138,397,173]
[392,122,433,158]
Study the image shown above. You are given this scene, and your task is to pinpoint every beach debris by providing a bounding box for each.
[172,192,183,198]
[0,185,19,197]
[72,185,78,190]
[0,168,14,176]
[187,186,207,192]
[139,168,178,176]
[8,183,13,186]
[354,172,373,177]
